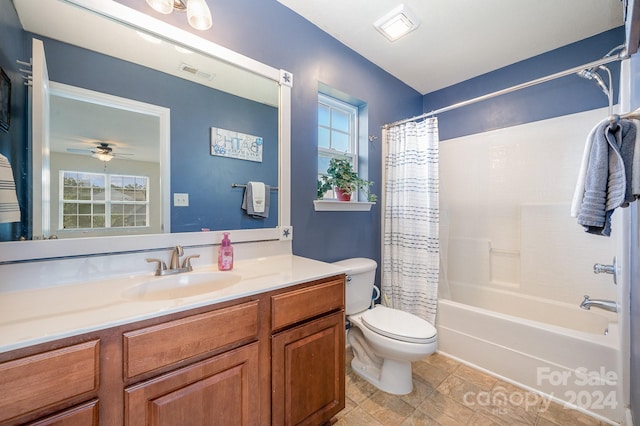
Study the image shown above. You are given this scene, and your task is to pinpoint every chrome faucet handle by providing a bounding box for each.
[593,257,617,285]
[146,258,167,275]
[181,254,200,270]
[169,245,184,269]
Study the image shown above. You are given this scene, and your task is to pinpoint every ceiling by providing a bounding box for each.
[49,95,160,162]
[277,0,625,94]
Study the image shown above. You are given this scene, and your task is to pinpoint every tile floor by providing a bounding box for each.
[335,351,609,426]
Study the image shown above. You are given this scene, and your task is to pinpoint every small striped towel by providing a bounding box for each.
[0,153,20,223]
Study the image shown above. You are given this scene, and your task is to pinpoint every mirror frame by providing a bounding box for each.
[0,0,291,262]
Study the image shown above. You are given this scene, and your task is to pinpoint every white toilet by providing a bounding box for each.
[334,258,437,395]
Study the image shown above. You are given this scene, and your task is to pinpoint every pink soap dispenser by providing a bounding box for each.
[218,232,234,271]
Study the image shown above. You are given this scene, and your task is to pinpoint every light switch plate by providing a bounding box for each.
[279,226,293,241]
[174,193,189,207]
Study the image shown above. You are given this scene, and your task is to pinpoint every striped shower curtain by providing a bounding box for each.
[382,118,439,324]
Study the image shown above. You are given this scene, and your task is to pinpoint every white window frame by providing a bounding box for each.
[318,93,359,199]
[59,170,150,231]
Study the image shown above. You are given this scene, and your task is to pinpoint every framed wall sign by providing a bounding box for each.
[210,127,263,163]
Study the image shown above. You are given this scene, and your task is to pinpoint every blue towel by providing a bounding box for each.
[577,119,636,236]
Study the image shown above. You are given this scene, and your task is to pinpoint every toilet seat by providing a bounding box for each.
[361,306,437,344]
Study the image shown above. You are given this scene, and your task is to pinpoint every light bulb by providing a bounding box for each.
[146,0,174,14]
[93,152,114,162]
[187,0,212,30]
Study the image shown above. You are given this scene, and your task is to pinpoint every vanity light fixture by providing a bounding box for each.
[145,0,213,31]
[373,4,420,42]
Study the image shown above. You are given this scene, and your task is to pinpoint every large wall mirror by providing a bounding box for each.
[2,0,291,261]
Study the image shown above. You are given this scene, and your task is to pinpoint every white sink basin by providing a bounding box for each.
[123,271,242,301]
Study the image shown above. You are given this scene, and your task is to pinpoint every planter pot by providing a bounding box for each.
[335,188,352,201]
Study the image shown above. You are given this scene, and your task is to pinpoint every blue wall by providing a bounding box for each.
[424,28,624,140]
[34,36,279,233]
[0,0,28,241]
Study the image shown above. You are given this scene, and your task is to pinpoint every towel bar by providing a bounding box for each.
[231,183,279,190]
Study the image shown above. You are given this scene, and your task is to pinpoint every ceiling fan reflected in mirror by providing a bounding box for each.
[66,142,133,162]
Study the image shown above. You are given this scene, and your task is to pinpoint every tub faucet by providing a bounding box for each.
[579,295,618,313]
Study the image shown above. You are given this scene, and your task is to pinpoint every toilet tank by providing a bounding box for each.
[333,258,377,315]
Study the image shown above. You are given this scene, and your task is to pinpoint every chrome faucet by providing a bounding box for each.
[579,295,618,313]
[169,245,184,270]
[146,245,200,276]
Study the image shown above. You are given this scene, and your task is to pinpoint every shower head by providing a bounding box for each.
[577,67,610,96]
[576,44,623,97]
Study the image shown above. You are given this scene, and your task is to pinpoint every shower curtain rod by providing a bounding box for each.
[383,52,628,129]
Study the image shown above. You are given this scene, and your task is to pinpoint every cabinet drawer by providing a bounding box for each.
[0,340,100,423]
[124,300,259,378]
[271,277,344,331]
[29,400,99,426]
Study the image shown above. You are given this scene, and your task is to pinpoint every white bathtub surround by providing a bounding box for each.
[440,107,617,305]
[438,108,627,424]
[382,118,440,324]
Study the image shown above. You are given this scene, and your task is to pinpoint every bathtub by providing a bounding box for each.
[436,281,623,424]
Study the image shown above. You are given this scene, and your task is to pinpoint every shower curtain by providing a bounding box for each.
[382,118,440,324]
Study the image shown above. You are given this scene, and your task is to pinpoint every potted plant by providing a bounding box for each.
[317,157,377,202]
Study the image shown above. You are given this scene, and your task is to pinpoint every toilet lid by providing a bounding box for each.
[361,306,437,344]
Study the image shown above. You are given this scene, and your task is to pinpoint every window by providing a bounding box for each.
[318,93,358,199]
[60,171,149,230]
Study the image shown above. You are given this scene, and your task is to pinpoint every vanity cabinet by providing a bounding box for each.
[271,277,346,426]
[0,274,345,426]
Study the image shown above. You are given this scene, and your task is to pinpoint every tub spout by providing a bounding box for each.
[579,295,618,313]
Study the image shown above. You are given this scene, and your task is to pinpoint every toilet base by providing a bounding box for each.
[351,355,413,395]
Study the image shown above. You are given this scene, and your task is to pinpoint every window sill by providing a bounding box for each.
[313,200,375,212]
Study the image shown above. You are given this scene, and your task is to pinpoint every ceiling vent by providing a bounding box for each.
[373,4,421,42]
[179,63,215,80]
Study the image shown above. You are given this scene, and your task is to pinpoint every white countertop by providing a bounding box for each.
[0,255,347,354]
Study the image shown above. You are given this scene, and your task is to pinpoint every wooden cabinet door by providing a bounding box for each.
[125,342,259,426]
[272,311,345,426]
